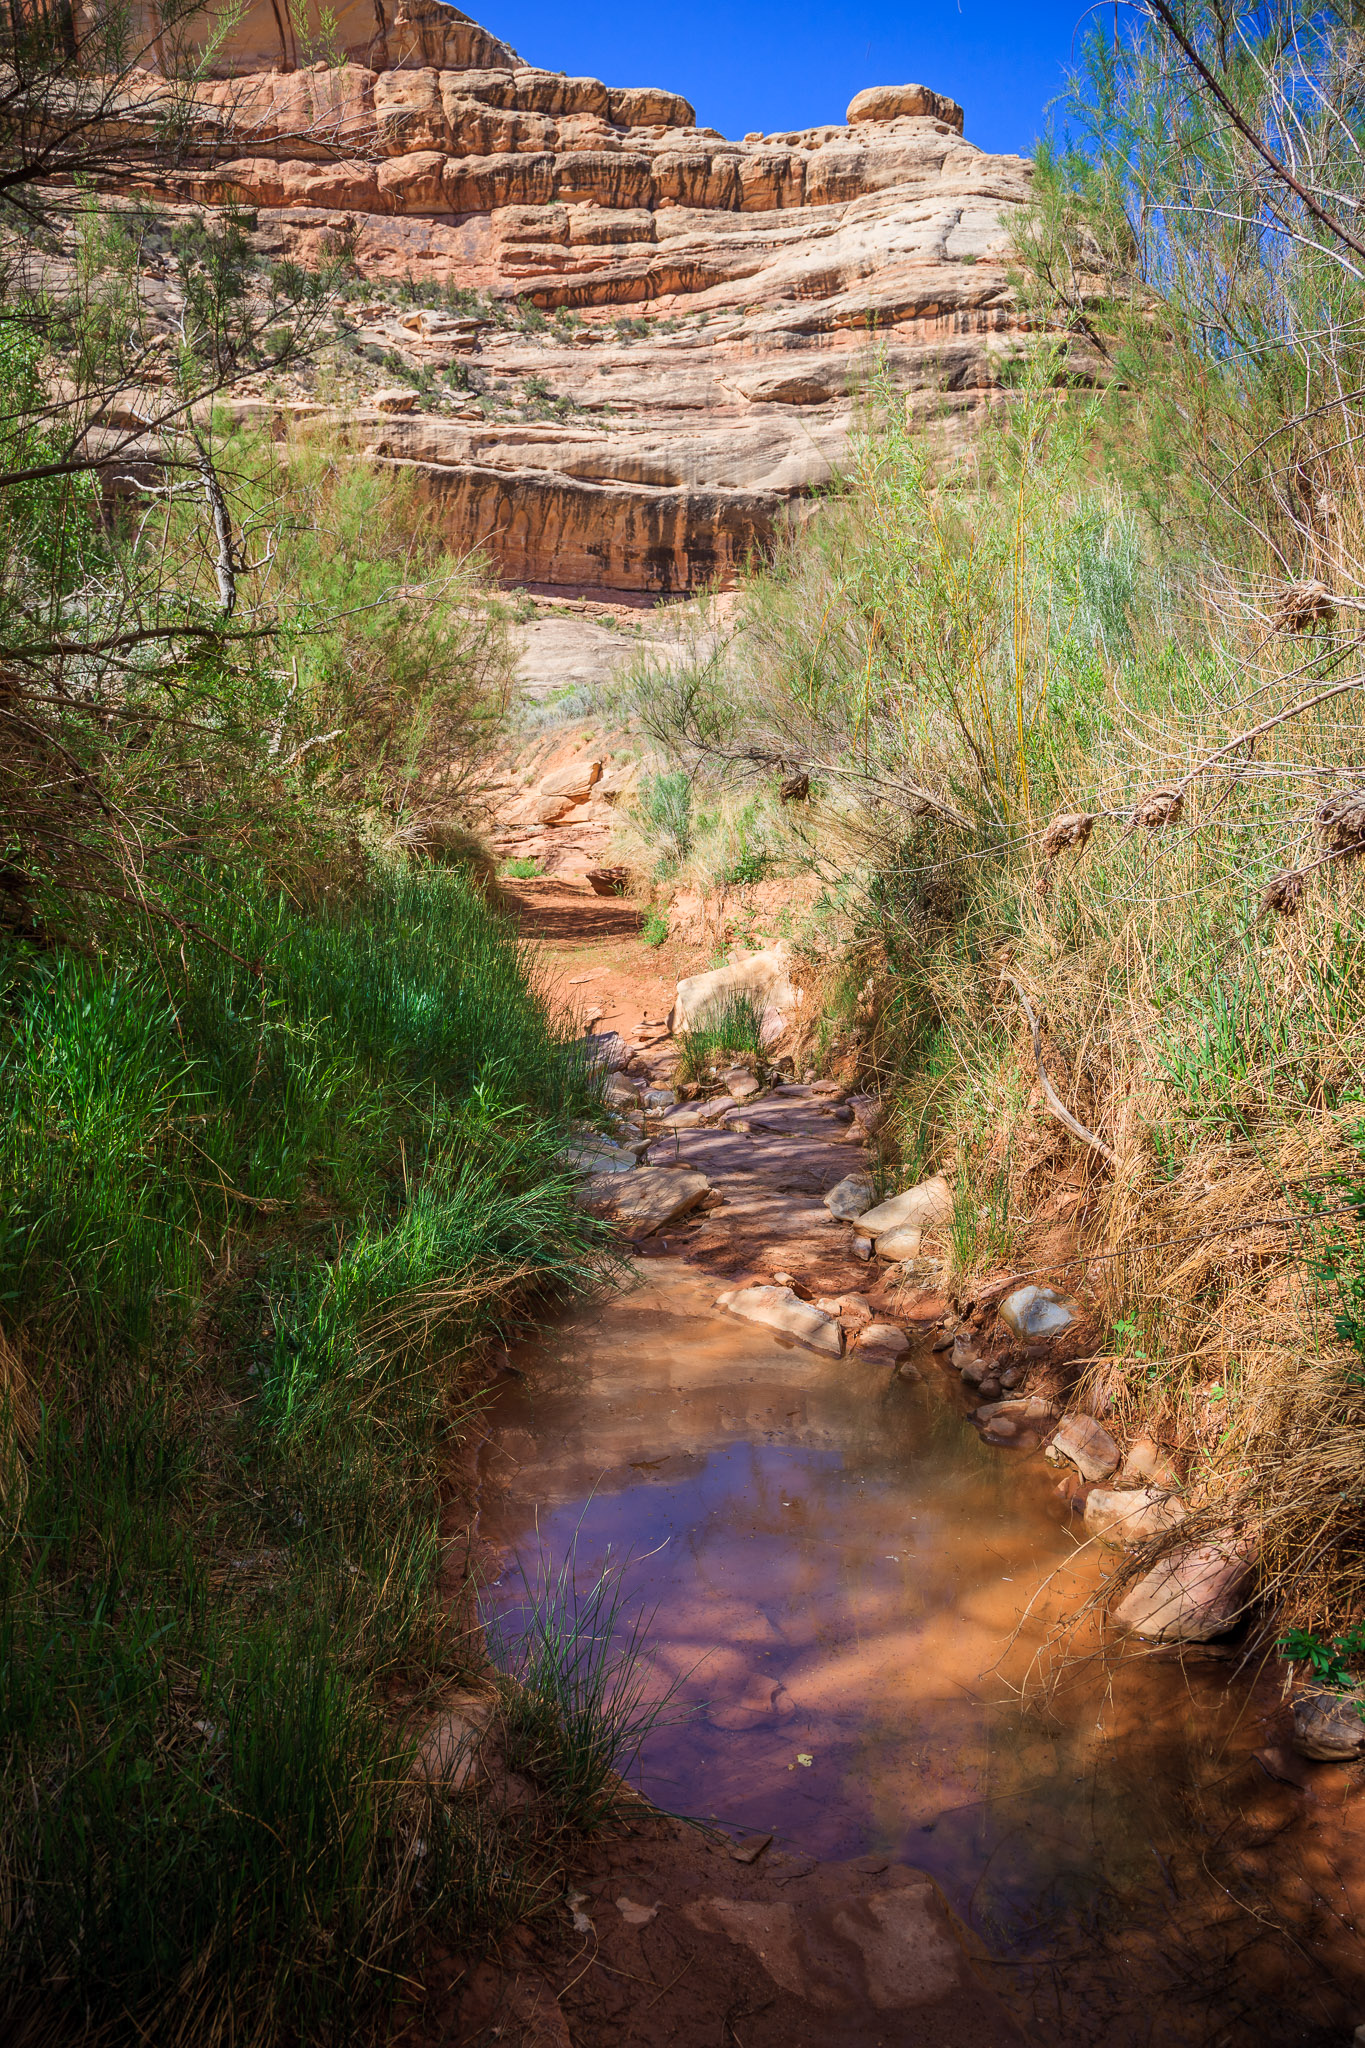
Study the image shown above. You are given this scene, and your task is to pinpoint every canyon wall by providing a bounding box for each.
[124,3,1036,590]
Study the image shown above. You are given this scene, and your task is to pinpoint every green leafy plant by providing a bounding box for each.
[503,856,544,879]
[1279,1626,1365,1697]
[641,906,669,947]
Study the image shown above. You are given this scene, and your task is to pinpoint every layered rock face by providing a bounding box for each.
[130,3,1034,590]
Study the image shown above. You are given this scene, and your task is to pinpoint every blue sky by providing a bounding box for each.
[484,2,1092,158]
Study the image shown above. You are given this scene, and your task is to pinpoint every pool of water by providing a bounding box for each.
[475,1259,1364,2043]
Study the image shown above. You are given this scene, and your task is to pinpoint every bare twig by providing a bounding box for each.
[1003,972,1118,1167]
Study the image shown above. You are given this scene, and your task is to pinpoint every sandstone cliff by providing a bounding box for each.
[113,2,1035,590]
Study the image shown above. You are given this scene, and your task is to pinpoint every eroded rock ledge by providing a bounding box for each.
[118,3,1037,589]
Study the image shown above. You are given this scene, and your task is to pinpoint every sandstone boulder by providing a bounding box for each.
[600,1166,711,1233]
[413,1693,493,1787]
[716,1284,844,1356]
[1112,1541,1254,1642]
[846,83,964,131]
[856,1176,952,1239]
[540,757,603,801]
[1120,1435,1182,1489]
[1083,1486,1187,1546]
[671,946,799,1042]
[1050,1412,1120,1482]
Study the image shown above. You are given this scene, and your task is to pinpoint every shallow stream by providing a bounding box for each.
[477,1257,1364,2044]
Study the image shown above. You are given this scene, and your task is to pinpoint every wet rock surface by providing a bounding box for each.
[1290,1690,1365,1761]
[717,1283,845,1357]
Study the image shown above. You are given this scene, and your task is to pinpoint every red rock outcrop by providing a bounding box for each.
[111,3,1038,590]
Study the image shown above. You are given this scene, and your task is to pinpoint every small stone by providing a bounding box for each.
[810,1079,844,1096]
[1052,1412,1121,1482]
[999,1366,1021,1389]
[977,1374,1001,1401]
[823,1173,875,1221]
[1290,1691,1365,1762]
[952,1333,986,1381]
[895,1358,923,1383]
[875,1225,923,1261]
[1084,1485,1187,1546]
[852,1235,874,1260]
[730,1074,761,1102]
[856,1321,910,1361]
[1121,1435,1181,1489]
[997,1284,1081,1341]
[729,1832,774,1865]
[802,1069,816,1083]
[615,1896,658,1927]
[931,1330,954,1353]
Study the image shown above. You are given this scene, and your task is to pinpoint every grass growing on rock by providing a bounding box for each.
[673,993,767,1088]
[0,862,622,2046]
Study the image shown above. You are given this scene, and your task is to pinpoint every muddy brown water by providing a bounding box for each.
[476,1260,1365,2046]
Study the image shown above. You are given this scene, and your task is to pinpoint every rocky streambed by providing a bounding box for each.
[460,949,1365,2046]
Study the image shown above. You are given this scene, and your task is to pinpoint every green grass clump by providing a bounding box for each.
[674,993,765,1086]
[0,861,616,2046]
[641,905,669,947]
[503,855,544,879]
[491,1544,680,1836]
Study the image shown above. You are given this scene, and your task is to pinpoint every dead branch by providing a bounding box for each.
[1003,972,1118,1167]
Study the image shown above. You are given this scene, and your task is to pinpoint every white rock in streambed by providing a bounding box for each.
[715,1284,844,1357]
[558,1132,646,1176]
[671,946,798,1042]
[855,1175,952,1239]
